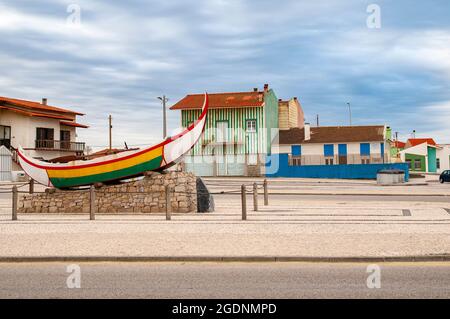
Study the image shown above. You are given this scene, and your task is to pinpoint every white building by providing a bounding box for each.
[272,124,391,165]
[437,144,450,174]
[0,96,87,177]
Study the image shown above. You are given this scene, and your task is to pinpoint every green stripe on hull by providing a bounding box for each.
[50,156,163,188]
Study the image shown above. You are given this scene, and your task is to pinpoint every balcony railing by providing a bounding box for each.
[34,140,85,153]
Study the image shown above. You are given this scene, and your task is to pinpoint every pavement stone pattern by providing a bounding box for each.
[0,178,449,259]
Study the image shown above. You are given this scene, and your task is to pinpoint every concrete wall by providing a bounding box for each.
[266,153,409,180]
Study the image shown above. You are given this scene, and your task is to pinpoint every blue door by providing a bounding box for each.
[338,144,347,164]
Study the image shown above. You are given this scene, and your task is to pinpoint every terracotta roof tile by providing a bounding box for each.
[278,126,385,144]
[60,121,89,128]
[0,105,73,120]
[406,138,437,147]
[0,96,84,115]
[392,141,406,148]
[170,91,265,110]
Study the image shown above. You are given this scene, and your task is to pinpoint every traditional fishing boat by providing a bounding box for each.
[17,93,209,189]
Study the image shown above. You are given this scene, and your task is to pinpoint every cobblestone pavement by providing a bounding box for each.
[0,189,449,258]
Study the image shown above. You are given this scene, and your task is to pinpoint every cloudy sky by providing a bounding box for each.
[1,0,449,148]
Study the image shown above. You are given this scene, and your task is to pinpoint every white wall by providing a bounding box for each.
[274,142,386,156]
[437,145,450,173]
[0,109,79,159]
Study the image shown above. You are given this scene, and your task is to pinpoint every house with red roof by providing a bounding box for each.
[0,96,88,173]
[399,138,440,173]
[170,84,302,176]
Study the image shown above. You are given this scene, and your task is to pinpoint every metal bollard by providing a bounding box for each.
[29,179,34,194]
[263,179,269,206]
[12,186,18,221]
[165,185,171,221]
[241,184,247,220]
[253,182,258,211]
[89,185,96,220]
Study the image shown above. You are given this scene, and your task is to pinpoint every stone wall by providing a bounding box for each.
[18,172,197,214]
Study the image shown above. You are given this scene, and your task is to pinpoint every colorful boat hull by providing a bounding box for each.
[18,94,209,188]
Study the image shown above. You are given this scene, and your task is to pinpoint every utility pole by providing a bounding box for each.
[158,95,169,139]
[395,131,399,158]
[108,115,112,150]
[316,114,320,127]
[347,102,352,126]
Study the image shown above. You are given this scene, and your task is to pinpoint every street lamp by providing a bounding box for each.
[157,95,169,139]
[347,102,352,126]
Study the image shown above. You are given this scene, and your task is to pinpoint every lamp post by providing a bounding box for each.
[158,95,169,139]
[347,102,352,126]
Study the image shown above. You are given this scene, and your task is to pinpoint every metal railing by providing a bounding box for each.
[34,139,85,152]
[288,154,388,166]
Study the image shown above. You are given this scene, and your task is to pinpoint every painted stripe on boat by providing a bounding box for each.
[50,156,163,188]
[47,146,163,178]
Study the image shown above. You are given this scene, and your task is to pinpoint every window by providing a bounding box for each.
[360,143,370,156]
[36,128,54,149]
[361,158,370,164]
[246,120,257,133]
[291,145,301,156]
[414,159,421,170]
[60,130,71,149]
[325,158,334,165]
[0,125,11,148]
[215,121,228,143]
[406,159,412,169]
[436,158,440,169]
[324,144,334,157]
[36,128,54,141]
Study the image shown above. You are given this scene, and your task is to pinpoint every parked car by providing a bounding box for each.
[439,170,450,183]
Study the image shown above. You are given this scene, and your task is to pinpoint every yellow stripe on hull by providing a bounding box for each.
[47,146,163,179]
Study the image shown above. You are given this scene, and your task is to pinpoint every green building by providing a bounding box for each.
[400,138,439,173]
[170,84,301,176]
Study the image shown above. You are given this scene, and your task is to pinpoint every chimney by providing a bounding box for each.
[263,83,269,92]
[304,122,311,141]
[42,98,47,105]
[253,88,258,92]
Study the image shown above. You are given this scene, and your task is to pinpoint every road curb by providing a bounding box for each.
[0,255,449,263]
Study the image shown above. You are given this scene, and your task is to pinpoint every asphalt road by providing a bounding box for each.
[0,262,449,298]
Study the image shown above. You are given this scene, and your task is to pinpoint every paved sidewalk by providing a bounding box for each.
[204,177,450,196]
[0,195,449,260]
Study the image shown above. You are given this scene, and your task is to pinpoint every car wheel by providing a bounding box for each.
[440,178,444,184]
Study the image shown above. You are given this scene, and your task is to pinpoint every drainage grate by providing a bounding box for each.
[402,209,412,216]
